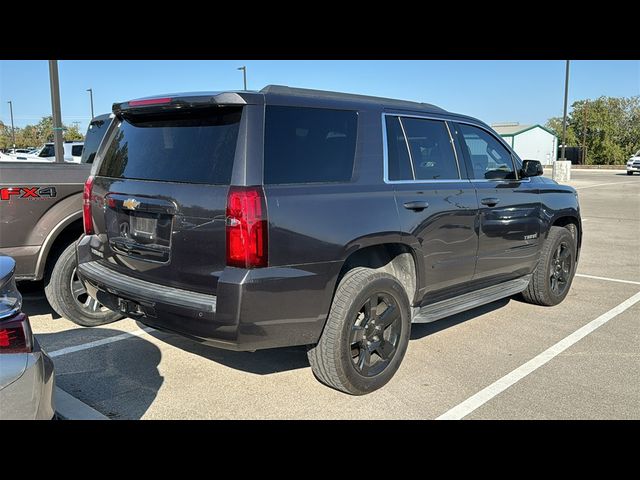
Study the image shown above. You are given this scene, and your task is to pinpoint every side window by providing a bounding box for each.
[385,116,413,181]
[264,106,357,184]
[458,124,516,180]
[401,118,459,180]
[72,145,84,157]
[39,145,55,157]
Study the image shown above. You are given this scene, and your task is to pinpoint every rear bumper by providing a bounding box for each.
[76,236,339,351]
[627,165,640,172]
[0,340,55,420]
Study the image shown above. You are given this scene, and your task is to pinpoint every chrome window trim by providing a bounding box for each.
[382,112,465,185]
[471,177,531,183]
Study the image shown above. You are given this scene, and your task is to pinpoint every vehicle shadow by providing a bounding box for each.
[139,323,310,375]
[410,298,510,340]
[18,281,62,319]
[35,327,163,420]
[137,298,512,374]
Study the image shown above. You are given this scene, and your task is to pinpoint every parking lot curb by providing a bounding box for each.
[55,387,110,420]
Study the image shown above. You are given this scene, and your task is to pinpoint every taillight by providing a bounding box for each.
[83,175,94,235]
[226,186,268,268]
[0,313,32,354]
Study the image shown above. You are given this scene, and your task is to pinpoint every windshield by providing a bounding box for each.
[30,145,45,156]
[38,144,55,157]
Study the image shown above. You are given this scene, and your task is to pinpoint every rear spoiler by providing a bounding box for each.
[113,92,253,117]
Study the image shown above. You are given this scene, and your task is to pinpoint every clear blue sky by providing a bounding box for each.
[1,60,638,133]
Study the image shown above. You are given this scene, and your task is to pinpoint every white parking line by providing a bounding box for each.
[575,181,637,190]
[576,273,640,286]
[48,327,154,358]
[436,290,640,420]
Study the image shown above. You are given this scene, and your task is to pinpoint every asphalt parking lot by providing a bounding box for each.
[22,169,640,419]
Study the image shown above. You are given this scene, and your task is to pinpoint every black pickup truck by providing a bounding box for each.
[75,86,582,395]
[0,114,121,326]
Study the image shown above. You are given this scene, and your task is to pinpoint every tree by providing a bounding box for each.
[7,116,85,149]
[16,125,39,148]
[545,117,577,146]
[546,95,640,165]
[0,121,13,150]
[64,124,84,141]
[35,116,55,143]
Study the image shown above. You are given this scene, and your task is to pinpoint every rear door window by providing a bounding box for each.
[385,116,413,181]
[400,118,459,180]
[385,116,459,181]
[264,106,357,184]
[98,107,242,184]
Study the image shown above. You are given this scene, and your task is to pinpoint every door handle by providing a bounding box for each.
[481,197,500,207]
[403,201,430,211]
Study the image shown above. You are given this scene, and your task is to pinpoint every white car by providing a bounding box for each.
[627,150,640,175]
[3,142,84,163]
[8,148,34,154]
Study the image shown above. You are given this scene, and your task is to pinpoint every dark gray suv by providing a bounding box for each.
[76,86,582,394]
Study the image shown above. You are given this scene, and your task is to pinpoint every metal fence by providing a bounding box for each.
[558,146,585,164]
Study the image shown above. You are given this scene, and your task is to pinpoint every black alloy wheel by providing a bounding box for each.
[549,241,572,296]
[349,293,402,377]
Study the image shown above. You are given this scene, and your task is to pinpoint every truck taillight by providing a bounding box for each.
[0,313,32,354]
[83,176,94,235]
[226,186,268,268]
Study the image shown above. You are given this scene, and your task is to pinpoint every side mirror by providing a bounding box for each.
[521,159,543,178]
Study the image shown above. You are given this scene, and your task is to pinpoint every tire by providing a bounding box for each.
[521,226,577,306]
[44,241,123,327]
[307,267,411,395]
[627,171,634,175]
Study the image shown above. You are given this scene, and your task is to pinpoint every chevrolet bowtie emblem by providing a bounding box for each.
[123,198,140,210]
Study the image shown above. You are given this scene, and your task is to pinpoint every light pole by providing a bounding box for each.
[237,66,247,90]
[560,60,570,161]
[7,100,16,149]
[86,88,94,119]
[48,60,65,163]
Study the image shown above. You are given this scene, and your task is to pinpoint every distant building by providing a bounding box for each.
[491,123,558,166]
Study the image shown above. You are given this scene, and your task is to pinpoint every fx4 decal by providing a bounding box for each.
[0,186,57,200]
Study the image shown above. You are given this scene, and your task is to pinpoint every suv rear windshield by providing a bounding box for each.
[98,107,242,184]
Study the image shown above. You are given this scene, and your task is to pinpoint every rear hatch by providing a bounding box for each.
[91,105,243,294]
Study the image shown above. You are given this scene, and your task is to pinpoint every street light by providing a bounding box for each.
[7,100,15,149]
[237,66,247,90]
[86,88,94,119]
